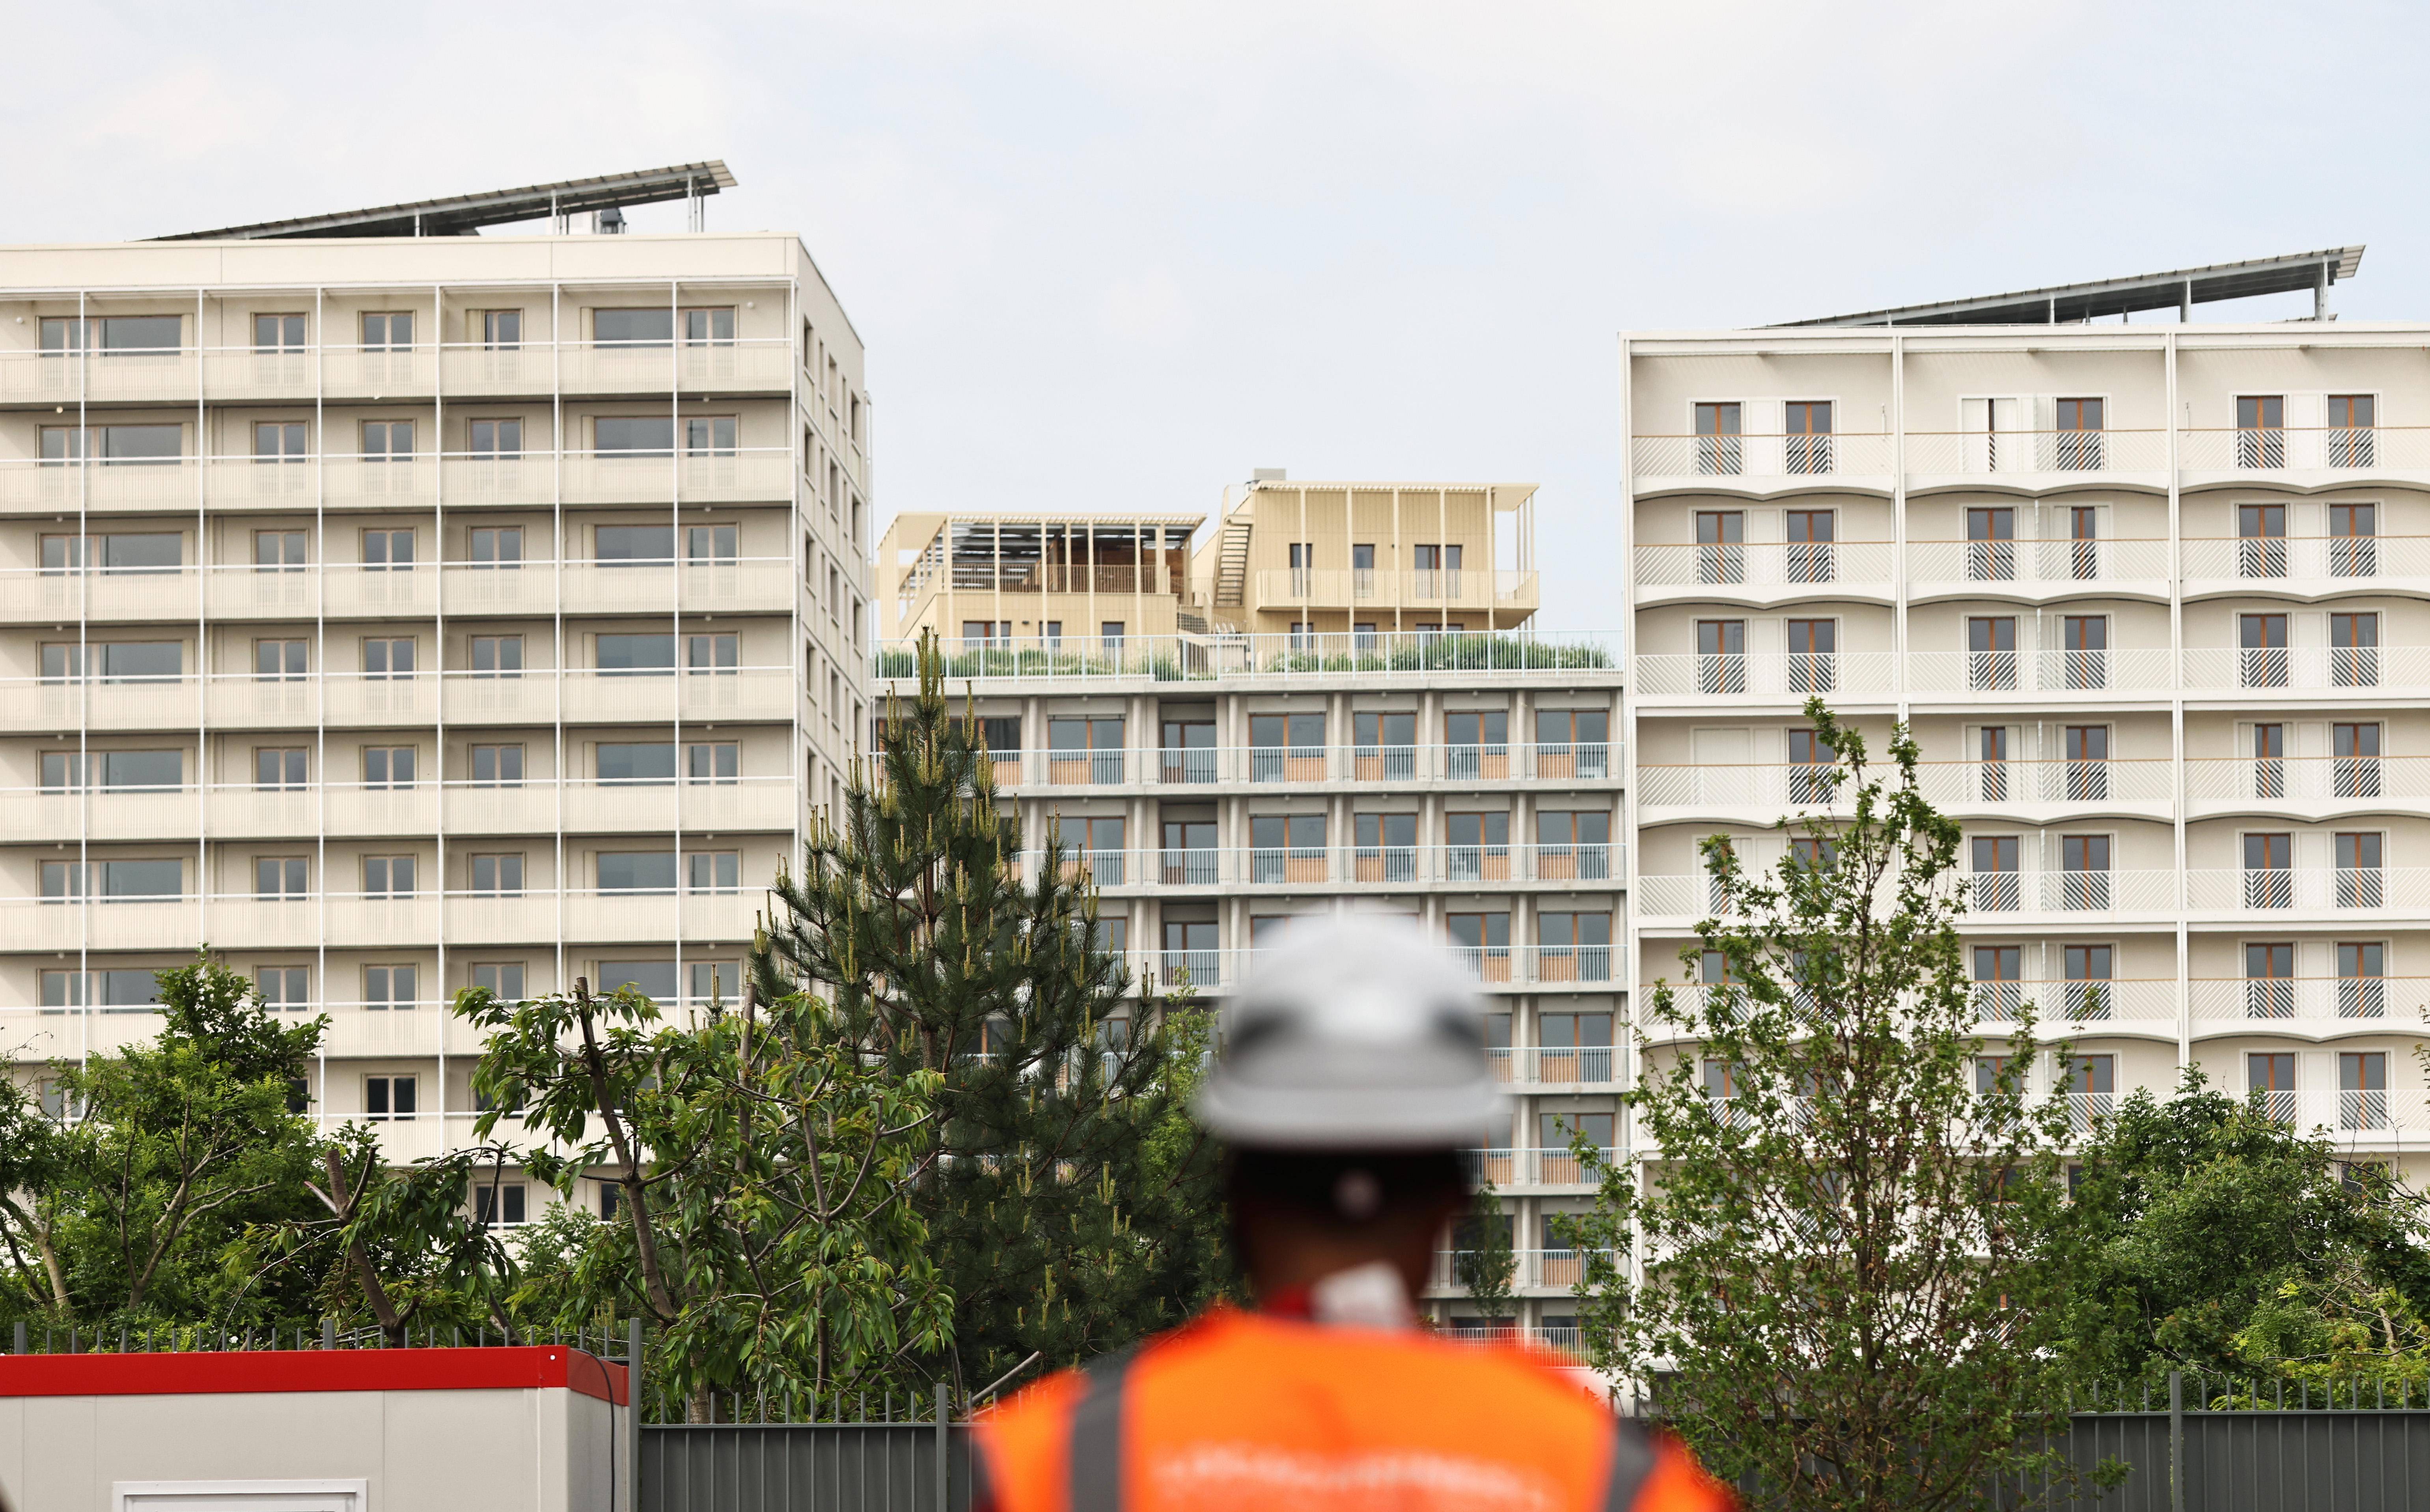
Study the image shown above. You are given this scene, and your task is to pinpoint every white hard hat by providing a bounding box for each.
[1194,917,1507,1149]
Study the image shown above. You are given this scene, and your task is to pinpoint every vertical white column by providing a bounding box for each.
[2165,329,2190,1074]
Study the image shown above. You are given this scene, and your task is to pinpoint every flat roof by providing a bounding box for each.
[1779,246,2365,328]
[153,162,737,242]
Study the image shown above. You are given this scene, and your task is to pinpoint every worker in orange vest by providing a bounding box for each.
[974,918,1734,1512]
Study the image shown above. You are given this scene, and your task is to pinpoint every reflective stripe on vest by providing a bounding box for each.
[1065,1347,1661,1512]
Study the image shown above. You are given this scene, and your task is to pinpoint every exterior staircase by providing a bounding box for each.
[1214,517,1252,608]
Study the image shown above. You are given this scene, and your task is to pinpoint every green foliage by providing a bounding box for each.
[2061,1074,2430,1390]
[753,630,1232,1400]
[0,952,332,1328]
[1565,702,2098,1512]
[1453,1183,1517,1326]
[451,974,947,1419]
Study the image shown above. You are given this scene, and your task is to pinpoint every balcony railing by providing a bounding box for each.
[1638,757,2171,809]
[1251,568,1538,610]
[1489,1046,1620,1086]
[1429,1248,1609,1290]
[1128,946,1622,994]
[1960,869,2173,914]
[0,887,765,953]
[2188,868,2419,912]
[1905,649,2172,696]
[2181,646,2428,692]
[1000,742,1616,787]
[2178,426,2429,473]
[2181,535,2428,581]
[1632,542,1893,590]
[874,629,1616,682]
[1906,538,2171,587]
[1901,429,2168,475]
[1632,652,1895,699]
[0,449,796,514]
[1629,432,1893,480]
[2190,976,2419,1022]
[1458,1147,1615,1188]
[2185,755,2420,802]
[1044,845,1622,889]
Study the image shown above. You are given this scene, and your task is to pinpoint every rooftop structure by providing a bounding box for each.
[156,161,738,241]
[1783,245,2366,327]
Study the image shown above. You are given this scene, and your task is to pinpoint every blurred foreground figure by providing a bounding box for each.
[974,919,1733,1512]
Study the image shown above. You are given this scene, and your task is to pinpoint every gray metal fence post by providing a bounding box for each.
[321,1318,336,1351]
[2168,1370,2184,1512]
[629,1318,645,1512]
[936,1381,950,1512]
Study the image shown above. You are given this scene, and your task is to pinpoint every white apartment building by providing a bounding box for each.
[1623,247,2430,1187]
[876,477,1622,1344]
[0,167,875,1179]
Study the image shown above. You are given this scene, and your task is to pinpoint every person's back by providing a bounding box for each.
[975,919,1731,1512]
[977,1303,1724,1512]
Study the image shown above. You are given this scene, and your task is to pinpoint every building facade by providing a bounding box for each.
[876,478,1621,1345]
[1624,319,2430,1188]
[0,232,874,1177]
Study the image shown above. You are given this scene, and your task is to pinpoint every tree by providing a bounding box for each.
[454,968,949,1419]
[1565,702,2096,1512]
[1453,1182,1518,1331]
[284,1128,528,1346]
[34,953,330,1324]
[751,631,1231,1399]
[2061,1071,2430,1389]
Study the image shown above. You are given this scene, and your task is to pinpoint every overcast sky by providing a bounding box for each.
[8,1,2423,630]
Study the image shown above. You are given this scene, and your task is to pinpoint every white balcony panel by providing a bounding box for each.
[321,1007,446,1060]
[84,682,203,733]
[2189,976,2423,1026]
[85,352,201,404]
[564,564,678,613]
[1904,650,2171,696]
[321,565,437,617]
[446,895,558,946]
[0,792,85,844]
[2185,868,2427,912]
[206,568,317,620]
[441,565,555,614]
[1632,542,1896,594]
[559,670,793,724]
[0,461,201,514]
[1912,759,2174,806]
[2180,535,2430,585]
[0,900,203,953]
[441,458,554,508]
[1631,652,1895,700]
[1906,538,2172,591]
[438,348,548,397]
[322,349,435,398]
[2182,647,2430,694]
[1629,433,1894,485]
[325,896,438,948]
[324,674,436,727]
[202,460,318,510]
[2185,756,2429,803]
[323,786,440,836]
[206,788,320,840]
[208,898,320,951]
[320,458,438,511]
[207,680,321,727]
[83,790,198,841]
[1900,428,2169,479]
[440,676,558,725]
[202,350,318,401]
[442,786,559,836]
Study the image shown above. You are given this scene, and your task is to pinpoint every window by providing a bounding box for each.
[597,743,676,785]
[2330,502,2377,575]
[41,862,87,901]
[2249,721,2286,799]
[257,966,310,1009]
[686,633,739,674]
[2062,944,2113,1020]
[2238,613,2288,687]
[2340,1052,2388,1130]
[2244,832,2292,909]
[1968,616,2017,690]
[42,968,166,1013]
[363,855,417,898]
[470,962,526,999]
[1966,506,2016,580]
[1443,709,1509,779]
[469,526,522,567]
[595,416,675,455]
[683,307,736,345]
[481,310,522,349]
[2068,1054,2116,1130]
[360,312,414,351]
[470,635,523,678]
[1785,508,1835,582]
[2328,395,2376,466]
[362,637,415,679]
[43,423,184,465]
[1249,814,1326,883]
[257,748,307,790]
[1535,810,1611,879]
[2336,832,2383,908]
[1785,618,1835,693]
[1696,619,1746,693]
[1537,912,1612,981]
[686,741,739,783]
[1446,911,1511,980]
[1535,709,1609,779]
[39,534,85,574]
[468,853,525,897]
[255,638,306,682]
[366,1074,418,1120]
[363,745,415,788]
[90,642,179,684]
[1693,401,1742,474]
[255,857,308,899]
[1353,812,1418,881]
[255,529,308,569]
[469,417,523,458]
[1783,400,1832,473]
[2060,834,2110,910]
[97,750,182,791]
[598,851,677,894]
[1446,811,1512,881]
[1411,544,1463,586]
[89,533,182,573]
[686,524,738,564]
[1351,542,1377,594]
[361,420,415,458]
[597,633,676,674]
[2331,612,2379,687]
[1971,836,2020,911]
[2338,941,2385,1020]
[2237,395,2286,467]
[40,644,85,683]
[253,421,307,462]
[470,743,524,787]
[1345,711,1415,780]
[596,525,674,564]
[1101,621,1126,650]
[362,528,414,570]
[97,860,181,900]
[43,314,182,353]
[1048,717,1126,784]
[2053,397,2104,469]
[1980,726,2010,801]
[1971,945,2022,1018]
[254,313,306,352]
[40,752,87,793]
[474,1181,528,1227]
[2335,722,2381,799]
[685,416,737,456]
[599,961,679,1003]
[2059,615,2107,689]
[688,851,741,893]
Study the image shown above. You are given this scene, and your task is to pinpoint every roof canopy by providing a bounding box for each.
[1781,246,2365,328]
[153,162,737,241]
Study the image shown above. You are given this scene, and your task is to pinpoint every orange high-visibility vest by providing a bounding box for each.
[975,1307,1732,1512]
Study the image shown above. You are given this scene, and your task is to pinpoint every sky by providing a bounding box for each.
[6,0,2424,631]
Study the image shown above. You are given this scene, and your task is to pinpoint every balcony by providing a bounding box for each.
[559,777,796,833]
[1639,757,2171,811]
[556,339,795,396]
[1960,977,2178,1027]
[2064,1089,2430,1140]
[2187,868,2421,914]
[1490,1045,1620,1086]
[0,349,198,406]
[2181,534,2430,590]
[205,566,319,620]
[1457,1147,1613,1189]
[0,898,202,953]
[1629,432,1894,494]
[1010,742,1614,787]
[1900,428,2169,486]
[1251,568,1539,614]
[1635,868,2175,922]
[2189,976,2419,1026]
[558,667,793,724]
[1429,1248,1608,1291]
[1631,652,1895,701]
[874,629,1617,683]
[0,569,202,626]
[1906,649,2171,697]
[1057,845,1621,890]
[2182,646,2428,694]
[1121,945,1618,997]
[2186,755,2423,809]
[1906,538,2172,597]
[2177,425,2430,480]
[1633,542,1895,605]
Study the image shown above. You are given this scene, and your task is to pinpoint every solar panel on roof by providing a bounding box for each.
[152,162,737,242]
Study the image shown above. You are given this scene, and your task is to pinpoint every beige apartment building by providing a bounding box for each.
[877,476,1620,1345]
[1624,248,2430,1188]
[0,175,874,1203]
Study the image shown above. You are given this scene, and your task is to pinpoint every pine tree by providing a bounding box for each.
[752,632,1231,1398]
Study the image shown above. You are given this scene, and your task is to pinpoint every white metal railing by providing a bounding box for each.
[2,775,795,838]
[2181,535,2429,581]
[873,629,1617,682]
[2072,1088,2427,1137]
[1900,429,2169,475]
[0,449,795,511]
[2182,646,2426,692]
[1489,1046,1621,1086]
[0,888,764,952]
[1915,758,2173,805]
[2186,868,2423,911]
[2184,756,2423,801]
[1458,1148,1615,1187]
[1905,538,2172,586]
[1128,946,1619,993]
[1631,652,1895,698]
[1000,743,1617,786]
[0,339,796,407]
[1632,541,1894,588]
[1429,1248,1608,1290]
[1961,978,2179,1024]
[2189,976,2426,1022]
[2,556,794,621]
[1961,870,2176,914]
[1628,433,1893,479]
[2177,426,2430,473]
[1905,649,2173,695]
[1251,568,1538,609]
[1039,845,1622,888]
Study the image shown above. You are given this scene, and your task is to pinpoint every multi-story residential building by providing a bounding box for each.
[0,168,875,1202]
[1622,247,2430,1190]
[875,476,1619,1344]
